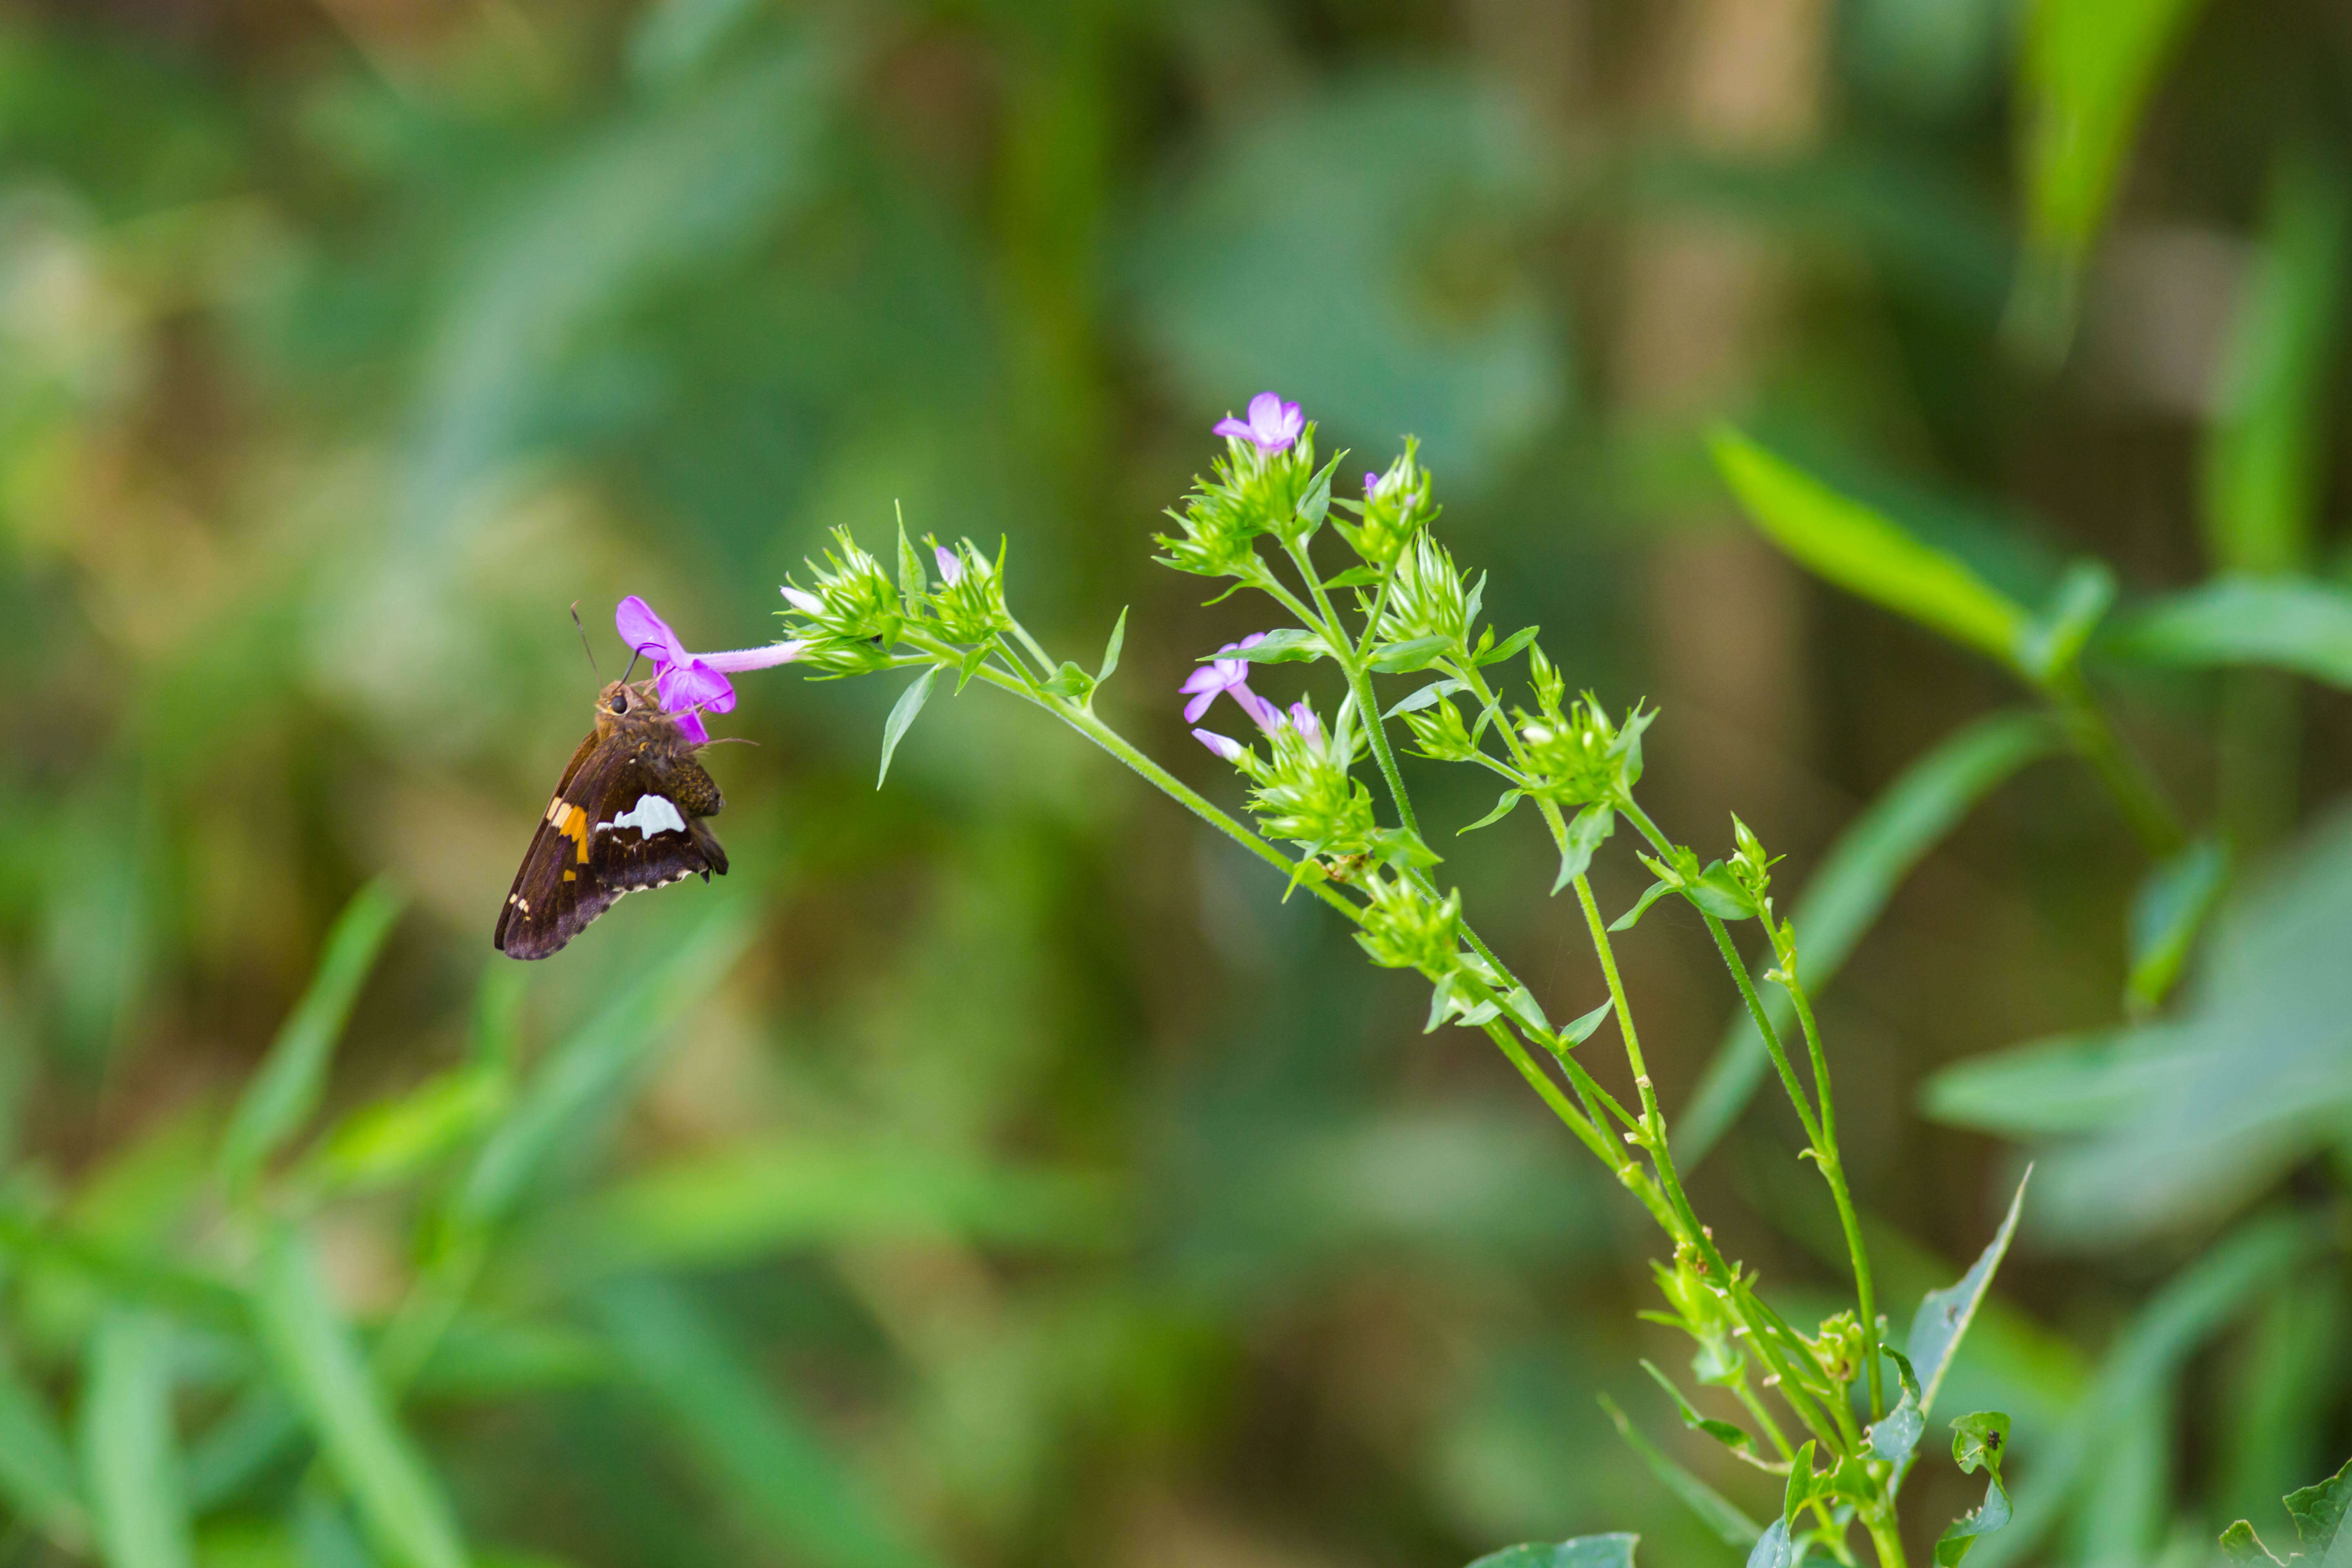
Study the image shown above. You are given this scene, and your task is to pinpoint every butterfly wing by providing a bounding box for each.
[495,731,725,960]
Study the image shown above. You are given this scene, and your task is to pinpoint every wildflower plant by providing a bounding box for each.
[757,393,2025,1566]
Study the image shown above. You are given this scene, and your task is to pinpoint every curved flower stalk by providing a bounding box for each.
[713,394,2019,1568]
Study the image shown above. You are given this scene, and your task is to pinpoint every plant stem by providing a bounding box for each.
[1272,544,1427,846]
[1864,1505,1911,1568]
[1781,967,1882,1419]
[2044,668,2185,856]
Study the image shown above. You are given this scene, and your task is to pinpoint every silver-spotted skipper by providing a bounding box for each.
[494,678,729,959]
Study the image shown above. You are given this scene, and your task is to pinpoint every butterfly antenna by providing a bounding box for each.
[570,602,601,678]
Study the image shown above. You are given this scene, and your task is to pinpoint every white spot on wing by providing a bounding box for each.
[601,794,687,838]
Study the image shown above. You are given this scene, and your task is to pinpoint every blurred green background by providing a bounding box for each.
[2,0,2349,1564]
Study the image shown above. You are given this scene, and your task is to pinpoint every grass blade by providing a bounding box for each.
[1679,710,2061,1165]
[595,1276,936,1568]
[1907,1169,2031,1424]
[250,1225,469,1568]
[0,1343,89,1551]
[219,879,405,1192]
[568,1140,1120,1274]
[452,898,755,1232]
[81,1309,193,1568]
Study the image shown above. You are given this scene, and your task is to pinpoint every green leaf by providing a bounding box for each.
[2286,1457,2352,1552]
[1499,987,1550,1039]
[1866,1347,1925,1466]
[1677,710,2060,1167]
[1638,1360,1756,1461]
[454,900,756,1231]
[1465,1537,1638,1568]
[250,1226,469,1568]
[1205,628,1325,664]
[2011,0,2214,356]
[2108,575,2352,686]
[1459,790,1525,835]
[1474,625,1540,666]
[1907,1169,2029,1424]
[1683,863,1753,920]
[566,1141,1122,1272]
[1934,1414,2013,1566]
[0,1344,87,1551]
[1609,879,1676,932]
[893,513,924,609]
[81,1310,193,1568]
[1385,679,1463,718]
[218,879,405,1190]
[2013,558,2115,682]
[1296,452,1339,531]
[309,1065,509,1195]
[1744,1520,1792,1568]
[1711,428,2029,669]
[2202,154,2352,577]
[1552,805,1615,894]
[1095,608,1128,684]
[2125,836,2229,1012]
[875,667,937,788]
[1368,635,1453,673]
[1597,1394,1761,1549]
[1324,564,1385,589]
[2219,1519,2285,1564]
[1040,661,1095,702]
[1559,1000,1614,1047]
[596,1277,936,1568]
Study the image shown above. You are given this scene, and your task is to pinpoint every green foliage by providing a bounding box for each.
[1464,1537,1639,1568]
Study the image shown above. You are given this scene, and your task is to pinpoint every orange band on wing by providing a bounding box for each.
[553,802,592,863]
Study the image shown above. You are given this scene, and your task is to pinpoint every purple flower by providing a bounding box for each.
[1364,470,1390,497]
[1212,392,1305,454]
[1287,700,1322,746]
[934,546,964,586]
[1193,729,1247,763]
[1181,633,1281,728]
[614,595,802,745]
[780,586,825,618]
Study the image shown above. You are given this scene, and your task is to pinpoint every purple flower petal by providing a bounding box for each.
[780,586,824,617]
[671,710,711,746]
[1288,701,1321,743]
[1237,689,1285,733]
[1192,728,1245,763]
[1212,415,1254,441]
[934,546,963,586]
[657,657,736,719]
[615,595,685,666]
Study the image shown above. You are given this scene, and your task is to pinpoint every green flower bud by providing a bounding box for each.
[1353,870,1463,978]
[1517,694,1653,807]
[1402,695,1480,762]
[1375,535,1474,647]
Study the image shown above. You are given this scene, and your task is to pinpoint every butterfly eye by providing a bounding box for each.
[610,692,628,713]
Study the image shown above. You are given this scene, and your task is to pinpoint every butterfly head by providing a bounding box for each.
[593,679,668,737]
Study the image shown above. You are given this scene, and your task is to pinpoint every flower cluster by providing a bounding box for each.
[1156,393,1327,577]
[1351,869,1462,978]
[1374,534,1476,648]
[1333,438,1438,567]
[1516,693,1653,808]
[929,538,1011,644]
[779,528,900,672]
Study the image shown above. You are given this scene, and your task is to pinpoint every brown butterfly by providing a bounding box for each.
[494,678,729,960]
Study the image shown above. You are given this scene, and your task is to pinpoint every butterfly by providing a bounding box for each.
[494,678,729,959]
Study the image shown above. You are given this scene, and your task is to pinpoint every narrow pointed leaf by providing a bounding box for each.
[219,880,405,1188]
[876,667,937,788]
[251,1226,468,1568]
[1559,1000,1614,1047]
[1096,608,1128,684]
[2125,837,2229,1011]
[0,1347,88,1550]
[1597,1394,1761,1549]
[1368,635,1453,673]
[1908,1170,2031,1423]
[81,1310,192,1568]
[1552,805,1614,893]
[1712,428,2029,668]
[1459,790,1525,835]
[1385,680,1463,719]
[1610,879,1676,932]
[1639,1361,1756,1459]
